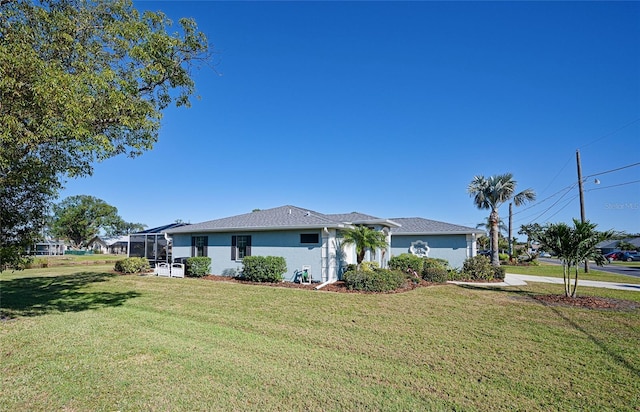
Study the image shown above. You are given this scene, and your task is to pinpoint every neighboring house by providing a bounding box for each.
[596,237,640,254]
[88,235,129,254]
[166,205,483,282]
[29,240,66,256]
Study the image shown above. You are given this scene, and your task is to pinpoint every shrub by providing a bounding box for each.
[114,257,150,274]
[423,257,449,270]
[186,257,211,277]
[241,256,286,283]
[422,267,449,283]
[499,253,509,262]
[343,269,405,292]
[447,270,467,281]
[389,253,424,273]
[493,266,506,280]
[389,254,451,274]
[460,255,495,281]
[359,261,379,272]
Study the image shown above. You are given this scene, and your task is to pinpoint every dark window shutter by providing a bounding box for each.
[191,237,196,257]
[203,236,208,257]
[246,236,252,257]
[231,235,236,260]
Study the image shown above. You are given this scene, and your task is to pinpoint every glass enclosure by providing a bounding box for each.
[129,233,172,267]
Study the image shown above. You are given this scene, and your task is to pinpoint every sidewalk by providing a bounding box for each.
[449,273,640,292]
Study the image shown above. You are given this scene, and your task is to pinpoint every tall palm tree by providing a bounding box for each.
[341,225,388,266]
[468,173,536,266]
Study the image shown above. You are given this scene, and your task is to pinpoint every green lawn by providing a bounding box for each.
[1,265,639,411]
[27,254,124,268]
[505,261,640,284]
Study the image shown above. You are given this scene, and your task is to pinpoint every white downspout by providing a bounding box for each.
[315,227,338,290]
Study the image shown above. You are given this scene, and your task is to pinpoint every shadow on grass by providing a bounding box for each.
[0,271,140,319]
[549,306,640,378]
[454,283,537,296]
[454,283,640,378]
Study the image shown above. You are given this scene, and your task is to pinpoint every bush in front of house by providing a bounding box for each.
[241,256,286,283]
[343,268,406,292]
[114,257,150,274]
[388,253,424,273]
[460,255,496,281]
[422,267,449,283]
[186,257,211,277]
[423,257,449,270]
[389,253,451,273]
[493,265,506,281]
[359,261,379,272]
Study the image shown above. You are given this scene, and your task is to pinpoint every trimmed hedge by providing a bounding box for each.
[388,253,424,273]
[186,257,211,277]
[343,269,405,292]
[389,253,450,274]
[114,257,150,274]
[422,267,449,283]
[241,256,287,283]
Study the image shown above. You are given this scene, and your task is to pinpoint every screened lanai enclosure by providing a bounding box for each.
[128,223,187,267]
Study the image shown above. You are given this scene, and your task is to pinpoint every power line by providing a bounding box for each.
[578,117,640,150]
[585,179,640,192]
[584,162,640,179]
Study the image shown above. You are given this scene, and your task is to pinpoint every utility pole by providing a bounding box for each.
[508,202,513,259]
[576,150,589,273]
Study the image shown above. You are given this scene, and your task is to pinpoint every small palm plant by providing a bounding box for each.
[341,225,388,267]
[535,219,613,298]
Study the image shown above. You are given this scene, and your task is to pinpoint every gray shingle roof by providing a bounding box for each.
[390,217,483,235]
[166,205,481,235]
[166,205,344,233]
[325,212,380,223]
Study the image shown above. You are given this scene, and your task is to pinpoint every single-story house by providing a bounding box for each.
[596,237,640,254]
[166,205,483,283]
[88,235,129,254]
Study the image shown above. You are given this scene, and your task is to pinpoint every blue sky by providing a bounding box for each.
[59,1,640,237]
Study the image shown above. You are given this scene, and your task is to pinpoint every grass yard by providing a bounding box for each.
[505,261,640,284]
[1,265,639,411]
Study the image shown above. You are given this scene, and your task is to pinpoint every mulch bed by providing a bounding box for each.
[530,294,640,311]
[203,275,640,310]
[202,275,431,294]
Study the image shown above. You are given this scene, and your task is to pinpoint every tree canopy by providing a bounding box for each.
[51,195,146,248]
[0,0,209,268]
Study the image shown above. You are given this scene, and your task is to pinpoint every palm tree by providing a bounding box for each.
[468,173,536,266]
[535,219,613,297]
[341,225,388,266]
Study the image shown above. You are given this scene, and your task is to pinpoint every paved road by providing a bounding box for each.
[450,273,640,292]
[538,257,640,278]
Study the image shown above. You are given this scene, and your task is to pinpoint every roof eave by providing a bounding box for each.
[166,223,348,234]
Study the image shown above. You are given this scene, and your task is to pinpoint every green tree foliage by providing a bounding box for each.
[617,240,639,251]
[467,173,536,267]
[340,225,388,265]
[0,0,209,268]
[526,219,613,298]
[51,195,145,248]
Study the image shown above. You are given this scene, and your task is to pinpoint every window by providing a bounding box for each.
[300,233,319,244]
[191,236,208,257]
[231,235,251,260]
